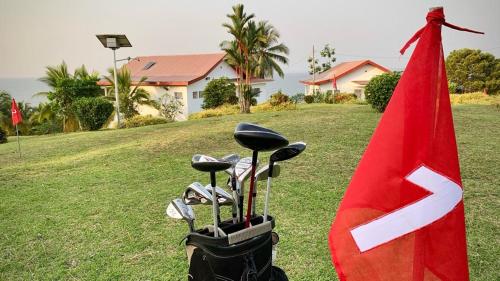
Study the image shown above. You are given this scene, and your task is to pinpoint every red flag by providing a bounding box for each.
[328,8,482,281]
[11,99,22,126]
[332,74,337,90]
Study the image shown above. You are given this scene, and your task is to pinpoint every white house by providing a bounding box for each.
[98,53,271,120]
[300,60,390,99]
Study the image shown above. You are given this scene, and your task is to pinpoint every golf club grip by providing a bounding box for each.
[239,195,244,222]
[245,151,258,228]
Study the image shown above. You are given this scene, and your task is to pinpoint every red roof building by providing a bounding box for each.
[300,60,391,99]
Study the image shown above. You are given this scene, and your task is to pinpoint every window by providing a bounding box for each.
[174,92,183,100]
[193,91,198,99]
[142,61,156,70]
[198,91,204,98]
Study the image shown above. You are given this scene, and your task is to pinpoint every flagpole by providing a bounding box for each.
[15,124,21,158]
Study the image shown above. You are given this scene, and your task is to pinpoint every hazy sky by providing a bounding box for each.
[0,0,498,78]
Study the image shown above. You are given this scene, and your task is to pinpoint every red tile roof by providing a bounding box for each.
[300,60,390,85]
[97,53,229,86]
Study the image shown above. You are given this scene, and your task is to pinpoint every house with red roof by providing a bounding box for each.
[98,53,270,120]
[300,60,390,99]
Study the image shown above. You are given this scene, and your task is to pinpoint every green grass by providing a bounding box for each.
[0,104,498,280]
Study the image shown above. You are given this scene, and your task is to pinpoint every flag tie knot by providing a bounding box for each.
[400,7,483,55]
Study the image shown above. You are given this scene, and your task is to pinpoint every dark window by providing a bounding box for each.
[143,61,156,70]
[199,91,204,98]
[175,92,183,100]
[193,91,198,99]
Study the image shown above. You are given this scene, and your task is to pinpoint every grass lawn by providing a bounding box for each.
[0,104,498,280]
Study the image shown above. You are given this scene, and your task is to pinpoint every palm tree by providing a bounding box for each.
[222,4,255,113]
[104,67,157,119]
[222,4,289,113]
[253,21,289,79]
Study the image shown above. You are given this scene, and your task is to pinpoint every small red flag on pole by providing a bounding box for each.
[328,7,483,281]
[11,99,22,158]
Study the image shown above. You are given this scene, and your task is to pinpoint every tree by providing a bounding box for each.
[39,62,103,132]
[446,48,499,94]
[202,77,237,109]
[104,67,157,119]
[0,91,12,134]
[308,44,336,75]
[158,94,183,121]
[365,72,401,112]
[221,4,289,113]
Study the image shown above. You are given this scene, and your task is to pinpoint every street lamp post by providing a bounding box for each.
[96,34,132,128]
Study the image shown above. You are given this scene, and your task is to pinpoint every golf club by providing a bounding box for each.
[222,154,240,223]
[252,163,280,217]
[234,123,289,228]
[263,142,306,222]
[205,184,234,224]
[166,198,196,232]
[191,154,232,238]
[233,157,256,222]
[183,182,213,205]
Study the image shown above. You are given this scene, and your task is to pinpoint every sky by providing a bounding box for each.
[0,0,499,78]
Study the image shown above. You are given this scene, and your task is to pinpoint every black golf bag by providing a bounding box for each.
[185,216,286,281]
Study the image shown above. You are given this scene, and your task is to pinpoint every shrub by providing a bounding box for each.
[73,97,114,131]
[365,72,401,112]
[304,95,314,104]
[189,104,239,120]
[0,127,7,144]
[158,94,183,121]
[123,115,170,128]
[449,92,500,105]
[202,77,237,109]
[313,91,326,103]
[252,102,296,113]
[334,93,358,104]
[324,90,334,104]
[290,93,305,104]
[269,91,290,106]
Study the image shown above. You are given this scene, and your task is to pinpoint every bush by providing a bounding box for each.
[0,127,7,144]
[449,92,500,105]
[252,102,296,113]
[73,97,114,131]
[290,93,305,104]
[123,115,170,128]
[202,77,237,109]
[334,93,358,104]
[313,91,326,103]
[324,90,334,104]
[189,104,240,120]
[269,91,290,106]
[158,94,183,121]
[365,72,401,112]
[304,95,314,104]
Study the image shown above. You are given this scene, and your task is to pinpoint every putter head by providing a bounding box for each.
[204,184,234,205]
[191,154,232,172]
[183,182,213,205]
[234,123,289,152]
[255,163,280,181]
[166,198,195,222]
[270,142,307,163]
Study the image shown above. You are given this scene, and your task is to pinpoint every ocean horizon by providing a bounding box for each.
[0,73,309,105]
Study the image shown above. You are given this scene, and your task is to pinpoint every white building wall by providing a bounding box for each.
[252,82,270,104]
[307,65,388,98]
[136,85,188,120]
[186,61,238,114]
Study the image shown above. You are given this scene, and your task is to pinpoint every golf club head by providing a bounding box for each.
[166,198,195,222]
[204,184,234,205]
[255,163,280,181]
[234,123,289,152]
[235,157,258,183]
[222,154,240,175]
[191,154,232,172]
[183,182,213,205]
[270,142,307,163]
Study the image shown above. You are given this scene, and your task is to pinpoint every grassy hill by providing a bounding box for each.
[0,104,498,280]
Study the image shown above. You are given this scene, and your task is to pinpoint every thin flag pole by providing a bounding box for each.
[15,124,21,158]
